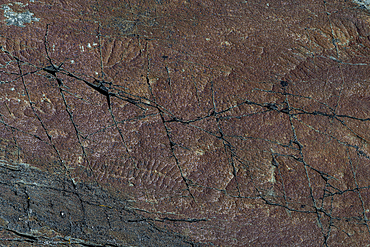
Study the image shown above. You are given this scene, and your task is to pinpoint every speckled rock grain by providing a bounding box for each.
[1,0,370,246]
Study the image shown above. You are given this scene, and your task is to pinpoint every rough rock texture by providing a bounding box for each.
[0,160,199,246]
[1,0,370,246]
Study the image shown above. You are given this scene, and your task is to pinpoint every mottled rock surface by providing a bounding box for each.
[1,0,370,246]
[0,160,199,246]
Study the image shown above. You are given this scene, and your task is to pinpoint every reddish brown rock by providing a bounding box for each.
[1,0,370,246]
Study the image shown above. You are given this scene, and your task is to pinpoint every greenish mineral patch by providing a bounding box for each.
[353,0,370,9]
[1,2,40,27]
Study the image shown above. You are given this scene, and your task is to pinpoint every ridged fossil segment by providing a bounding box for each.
[1,0,370,246]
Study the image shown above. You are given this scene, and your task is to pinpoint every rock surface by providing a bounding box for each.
[1,0,370,246]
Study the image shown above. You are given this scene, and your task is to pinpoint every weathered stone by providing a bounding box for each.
[1,0,370,246]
